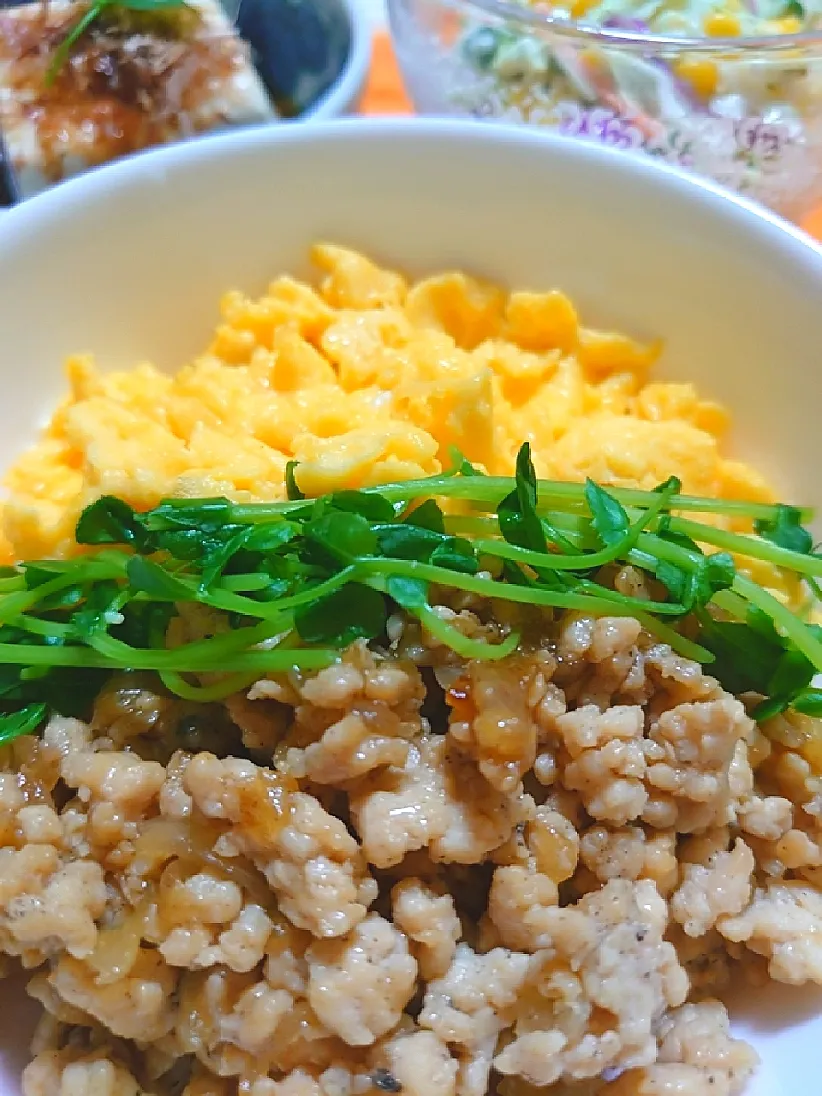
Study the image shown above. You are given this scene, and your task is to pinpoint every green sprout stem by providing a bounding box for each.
[230,476,810,524]
[669,516,822,577]
[0,450,817,739]
[159,670,261,701]
[44,0,194,86]
[45,0,106,87]
[0,641,336,674]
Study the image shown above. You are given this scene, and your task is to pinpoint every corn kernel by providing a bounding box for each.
[673,56,719,99]
[763,14,802,32]
[571,0,597,17]
[703,11,741,35]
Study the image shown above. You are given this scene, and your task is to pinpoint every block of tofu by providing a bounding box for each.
[0,0,278,198]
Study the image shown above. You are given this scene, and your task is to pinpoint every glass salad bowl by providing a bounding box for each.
[387,0,822,219]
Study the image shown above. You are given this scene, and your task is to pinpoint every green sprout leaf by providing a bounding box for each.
[386,575,429,612]
[127,557,194,602]
[793,689,822,716]
[448,446,484,477]
[306,511,377,565]
[498,443,548,554]
[285,461,306,501]
[755,504,814,556]
[45,0,192,87]
[76,495,154,552]
[330,491,396,523]
[377,525,446,562]
[404,499,446,533]
[430,538,478,575]
[117,0,189,9]
[0,451,816,722]
[584,479,631,548]
[0,703,48,746]
[295,584,386,646]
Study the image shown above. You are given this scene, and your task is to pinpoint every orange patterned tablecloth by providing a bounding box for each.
[359,30,822,240]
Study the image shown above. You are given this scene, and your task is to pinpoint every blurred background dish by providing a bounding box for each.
[387,0,822,220]
[238,0,371,120]
[0,0,371,205]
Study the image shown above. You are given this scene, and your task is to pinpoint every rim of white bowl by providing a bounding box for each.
[1,117,822,279]
[299,0,373,120]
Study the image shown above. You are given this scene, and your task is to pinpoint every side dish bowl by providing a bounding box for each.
[0,0,372,205]
[255,0,372,122]
[387,0,822,220]
[0,118,821,1095]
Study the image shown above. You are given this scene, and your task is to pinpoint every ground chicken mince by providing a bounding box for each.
[0,247,819,1096]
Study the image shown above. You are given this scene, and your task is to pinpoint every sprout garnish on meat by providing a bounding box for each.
[0,442,818,741]
[45,0,196,86]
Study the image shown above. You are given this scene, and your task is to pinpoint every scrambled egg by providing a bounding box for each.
[0,244,775,565]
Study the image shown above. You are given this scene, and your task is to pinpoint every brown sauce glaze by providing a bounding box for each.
[0,4,261,182]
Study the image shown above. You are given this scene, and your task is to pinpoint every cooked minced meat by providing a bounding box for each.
[3,610,821,1095]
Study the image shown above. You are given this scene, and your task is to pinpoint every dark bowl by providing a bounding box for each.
[0,0,370,206]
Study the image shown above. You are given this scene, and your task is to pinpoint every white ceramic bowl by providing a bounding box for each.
[0,118,820,1094]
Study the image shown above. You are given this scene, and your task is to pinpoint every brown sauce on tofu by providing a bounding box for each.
[0,4,258,181]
